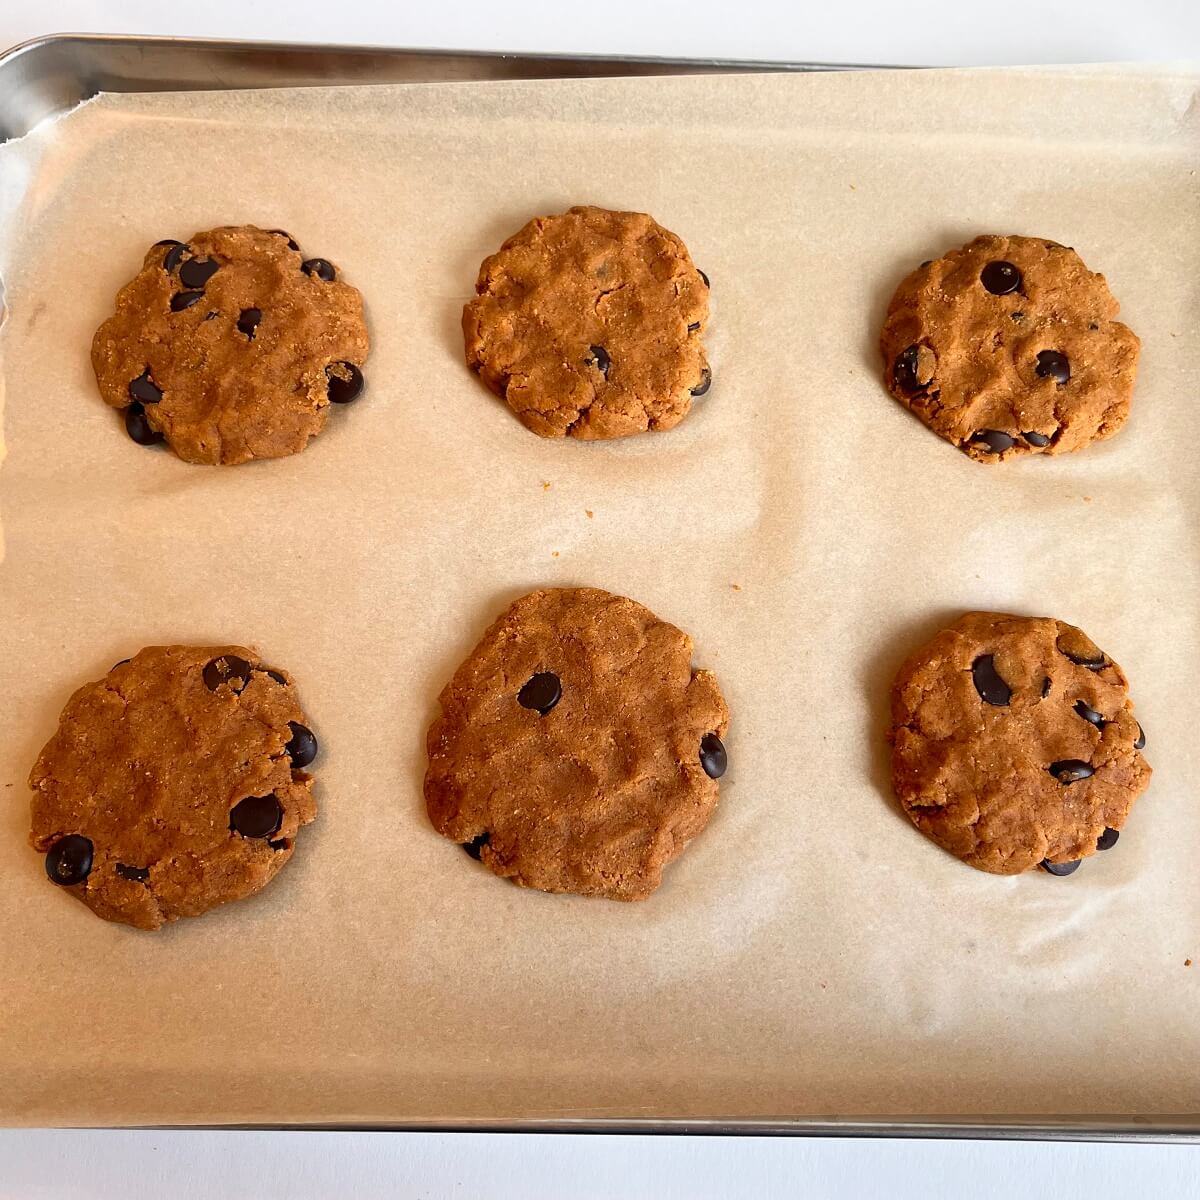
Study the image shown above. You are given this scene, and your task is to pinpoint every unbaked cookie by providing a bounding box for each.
[29,646,318,929]
[889,612,1150,875]
[463,206,711,439]
[91,226,369,465]
[424,587,729,899]
[880,235,1140,462]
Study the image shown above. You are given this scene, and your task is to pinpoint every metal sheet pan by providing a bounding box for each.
[0,36,1194,1142]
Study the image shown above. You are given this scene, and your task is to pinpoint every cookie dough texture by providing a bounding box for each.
[91,225,369,464]
[425,588,729,900]
[29,646,317,929]
[880,235,1140,462]
[889,612,1151,874]
[463,206,711,439]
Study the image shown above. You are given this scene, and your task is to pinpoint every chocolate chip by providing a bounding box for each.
[919,259,933,268]
[302,258,336,281]
[326,361,364,404]
[128,369,162,404]
[1040,858,1082,876]
[687,321,700,332]
[170,291,205,312]
[1096,827,1120,851]
[893,343,935,393]
[45,835,93,886]
[286,722,318,769]
[1134,724,1146,750]
[1041,675,1052,698]
[160,241,187,272]
[699,733,727,779]
[518,671,561,715]
[1048,759,1095,783]
[204,311,219,321]
[691,366,712,397]
[268,838,291,852]
[1035,349,1071,384]
[698,269,710,288]
[463,832,490,860]
[237,308,262,339]
[179,257,219,288]
[125,402,164,446]
[970,654,1012,706]
[116,863,150,882]
[969,430,1015,454]
[265,669,288,686]
[269,229,300,251]
[203,654,253,693]
[1088,322,1099,331]
[1056,632,1107,671]
[1022,431,1051,447]
[111,658,131,671]
[980,260,1022,295]
[230,794,283,839]
[1010,311,1024,323]
[1074,700,1106,728]
[587,345,611,378]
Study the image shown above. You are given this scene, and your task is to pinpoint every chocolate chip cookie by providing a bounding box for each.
[92,226,369,464]
[889,612,1151,875]
[29,646,319,929]
[463,206,711,439]
[425,588,729,900]
[880,236,1140,461]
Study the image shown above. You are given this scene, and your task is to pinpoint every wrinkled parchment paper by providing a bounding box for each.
[0,64,1197,1127]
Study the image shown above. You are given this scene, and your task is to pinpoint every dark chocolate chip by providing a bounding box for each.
[919,259,933,268]
[1010,311,1024,323]
[268,838,291,851]
[698,269,710,288]
[326,361,364,404]
[128,369,162,404]
[691,366,712,397]
[170,290,205,312]
[237,307,262,339]
[302,258,336,281]
[1041,675,1052,698]
[286,722,318,769]
[1073,700,1106,728]
[1096,827,1120,852]
[1134,724,1146,750]
[125,402,164,446]
[265,669,288,686]
[587,345,611,378]
[893,343,935,393]
[687,321,700,333]
[980,260,1022,295]
[1035,349,1071,385]
[518,671,561,715]
[969,429,1015,454]
[45,835,93,886]
[699,733,727,780]
[269,229,300,251]
[179,257,219,288]
[1040,858,1082,877]
[111,658,131,671]
[116,863,150,882]
[1088,322,1099,331]
[161,241,187,271]
[463,832,490,860]
[230,794,283,839]
[204,311,219,321]
[1048,759,1095,783]
[203,654,253,693]
[1022,430,1051,447]
[1056,635,1107,671]
[971,654,1012,706]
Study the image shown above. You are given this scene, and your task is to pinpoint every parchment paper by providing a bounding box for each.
[0,64,1197,1127]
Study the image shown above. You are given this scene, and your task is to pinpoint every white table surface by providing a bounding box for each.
[2,3,1198,1197]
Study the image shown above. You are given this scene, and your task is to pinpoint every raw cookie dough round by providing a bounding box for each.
[29,646,319,929]
[462,206,711,439]
[424,587,729,899]
[879,235,1140,462]
[91,225,369,465]
[889,612,1151,875]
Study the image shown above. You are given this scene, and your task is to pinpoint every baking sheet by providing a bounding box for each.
[0,63,1197,1128]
